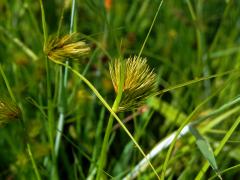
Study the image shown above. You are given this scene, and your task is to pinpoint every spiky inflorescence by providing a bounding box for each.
[0,97,21,125]
[109,56,157,111]
[44,33,90,63]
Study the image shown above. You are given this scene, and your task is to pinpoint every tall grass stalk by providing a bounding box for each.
[38,0,56,178]
[96,59,125,179]
[54,0,76,159]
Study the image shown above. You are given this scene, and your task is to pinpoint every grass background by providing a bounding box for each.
[0,0,240,179]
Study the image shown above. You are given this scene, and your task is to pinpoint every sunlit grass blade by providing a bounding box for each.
[160,78,233,180]
[189,126,222,180]
[195,115,240,180]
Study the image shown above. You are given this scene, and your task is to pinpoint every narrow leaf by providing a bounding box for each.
[189,126,222,179]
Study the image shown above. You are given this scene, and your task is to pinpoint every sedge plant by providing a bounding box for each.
[44,32,90,178]
[96,56,157,179]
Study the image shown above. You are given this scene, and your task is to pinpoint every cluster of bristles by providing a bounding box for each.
[109,56,157,111]
[0,33,157,123]
[0,97,21,125]
[44,33,90,63]
[44,33,157,111]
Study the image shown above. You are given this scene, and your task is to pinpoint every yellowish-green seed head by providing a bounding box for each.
[109,56,157,111]
[44,33,90,63]
[0,97,21,125]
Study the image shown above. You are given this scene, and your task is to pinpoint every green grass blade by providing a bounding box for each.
[27,144,42,180]
[160,79,231,180]
[209,164,240,180]
[138,0,164,58]
[195,115,240,180]
[0,65,16,102]
[154,68,239,96]
[189,126,221,179]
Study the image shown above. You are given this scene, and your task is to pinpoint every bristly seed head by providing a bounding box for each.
[0,97,22,125]
[109,56,157,111]
[44,33,90,63]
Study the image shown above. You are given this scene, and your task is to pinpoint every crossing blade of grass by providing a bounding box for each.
[201,106,240,133]
[209,164,240,180]
[195,115,240,180]
[123,125,191,180]
[125,91,240,179]
[189,126,222,180]
[160,102,207,180]
[138,0,164,58]
[0,26,38,61]
[27,144,42,180]
[160,77,233,180]
[206,46,240,60]
[154,68,240,96]
[123,74,239,179]
[0,65,16,102]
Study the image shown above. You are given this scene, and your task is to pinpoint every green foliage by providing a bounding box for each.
[0,0,240,179]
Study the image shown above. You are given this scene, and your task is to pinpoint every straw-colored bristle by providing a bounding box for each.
[44,33,90,63]
[109,56,157,111]
[0,97,21,125]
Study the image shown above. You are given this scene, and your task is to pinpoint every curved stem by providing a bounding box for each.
[96,60,125,179]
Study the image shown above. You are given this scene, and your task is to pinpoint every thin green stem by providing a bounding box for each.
[27,143,42,180]
[208,0,233,52]
[154,68,239,96]
[138,0,163,59]
[96,60,125,180]
[54,0,76,161]
[38,0,56,177]
[0,65,16,102]
[209,164,240,180]
[69,0,76,34]
[38,0,48,47]
[186,0,209,98]
[45,57,56,178]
